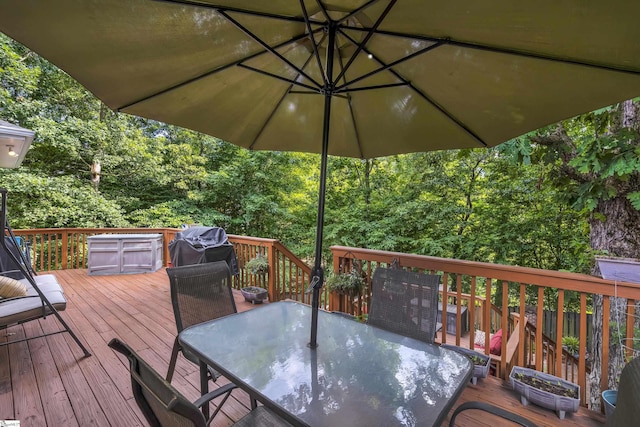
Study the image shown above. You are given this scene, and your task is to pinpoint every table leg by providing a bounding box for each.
[200,360,209,419]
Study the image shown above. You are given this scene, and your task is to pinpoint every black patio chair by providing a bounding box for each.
[368,267,441,343]
[607,356,640,427]
[108,338,291,427]
[165,261,238,384]
[449,401,538,426]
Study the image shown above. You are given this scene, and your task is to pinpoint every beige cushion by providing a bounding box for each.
[0,276,28,298]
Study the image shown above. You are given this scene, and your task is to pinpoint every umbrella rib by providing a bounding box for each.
[339,82,409,93]
[334,36,443,92]
[344,26,640,75]
[333,30,489,147]
[312,0,331,24]
[237,64,321,93]
[336,51,365,159]
[217,10,323,89]
[158,0,323,25]
[116,32,316,111]
[334,0,397,84]
[248,49,319,150]
[301,0,328,86]
[335,0,382,25]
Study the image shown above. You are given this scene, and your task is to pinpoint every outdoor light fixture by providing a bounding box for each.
[0,120,34,168]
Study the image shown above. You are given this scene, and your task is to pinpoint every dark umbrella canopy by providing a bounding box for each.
[2,1,640,346]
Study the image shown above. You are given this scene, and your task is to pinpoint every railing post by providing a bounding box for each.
[61,229,68,270]
[267,241,277,302]
[163,229,172,267]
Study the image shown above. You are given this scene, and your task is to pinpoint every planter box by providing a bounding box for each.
[596,256,640,284]
[509,366,580,419]
[241,286,268,304]
[440,344,490,384]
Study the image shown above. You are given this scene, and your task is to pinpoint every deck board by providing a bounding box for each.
[0,268,605,426]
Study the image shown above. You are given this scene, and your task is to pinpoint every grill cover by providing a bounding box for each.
[168,226,238,275]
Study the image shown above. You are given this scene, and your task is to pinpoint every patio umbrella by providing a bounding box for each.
[2,1,640,347]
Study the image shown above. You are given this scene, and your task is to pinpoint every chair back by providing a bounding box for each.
[607,356,640,426]
[109,338,207,427]
[166,261,237,333]
[369,267,440,343]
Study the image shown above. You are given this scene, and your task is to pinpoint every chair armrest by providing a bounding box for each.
[193,382,238,426]
[192,383,237,409]
[331,311,358,321]
[449,401,538,427]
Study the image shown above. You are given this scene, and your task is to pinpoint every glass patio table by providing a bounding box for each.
[179,300,472,426]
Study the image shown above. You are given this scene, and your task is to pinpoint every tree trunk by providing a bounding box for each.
[588,194,640,409]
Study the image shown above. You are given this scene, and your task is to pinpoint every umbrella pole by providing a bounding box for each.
[309,21,337,349]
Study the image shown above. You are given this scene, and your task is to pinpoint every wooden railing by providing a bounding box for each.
[329,245,640,407]
[10,228,315,305]
[9,228,639,408]
[227,235,313,304]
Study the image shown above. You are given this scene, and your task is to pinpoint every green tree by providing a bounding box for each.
[508,99,640,409]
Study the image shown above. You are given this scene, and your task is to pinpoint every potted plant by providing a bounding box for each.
[245,254,269,275]
[240,286,268,304]
[440,344,490,384]
[601,389,617,420]
[509,366,580,419]
[562,335,580,358]
[325,269,365,297]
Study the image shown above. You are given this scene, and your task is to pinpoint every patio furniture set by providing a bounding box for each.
[113,260,560,426]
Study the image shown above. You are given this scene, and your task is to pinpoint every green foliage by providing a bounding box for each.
[0,170,129,228]
[245,254,269,275]
[562,336,580,354]
[325,269,365,296]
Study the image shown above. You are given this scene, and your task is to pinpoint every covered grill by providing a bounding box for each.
[168,226,239,275]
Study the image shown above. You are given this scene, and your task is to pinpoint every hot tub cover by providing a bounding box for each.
[168,226,238,275]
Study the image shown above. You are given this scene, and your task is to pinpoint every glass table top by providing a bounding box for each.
[179,300,472,426]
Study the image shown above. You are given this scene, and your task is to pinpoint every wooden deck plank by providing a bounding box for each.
[8,326,46,426]
[37,314,111,427]
[0,334,13,421]
[0,269,606,426]
[22,320,78,427]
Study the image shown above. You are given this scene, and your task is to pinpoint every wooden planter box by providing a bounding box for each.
[509,367,580,419]
[440,344,490,385]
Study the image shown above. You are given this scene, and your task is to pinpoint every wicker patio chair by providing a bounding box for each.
[607,356,640,427]
[165,261,238,383]
[449,401,538,426]
[108,338,291,427]
[369,267,441,343]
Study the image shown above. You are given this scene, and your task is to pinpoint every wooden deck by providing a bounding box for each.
[0,269,605,427]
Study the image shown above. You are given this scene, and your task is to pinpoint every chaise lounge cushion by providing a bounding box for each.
[0,274,67,326]
[0,276,27,298]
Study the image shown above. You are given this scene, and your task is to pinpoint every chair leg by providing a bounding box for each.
[166,337,180,383]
